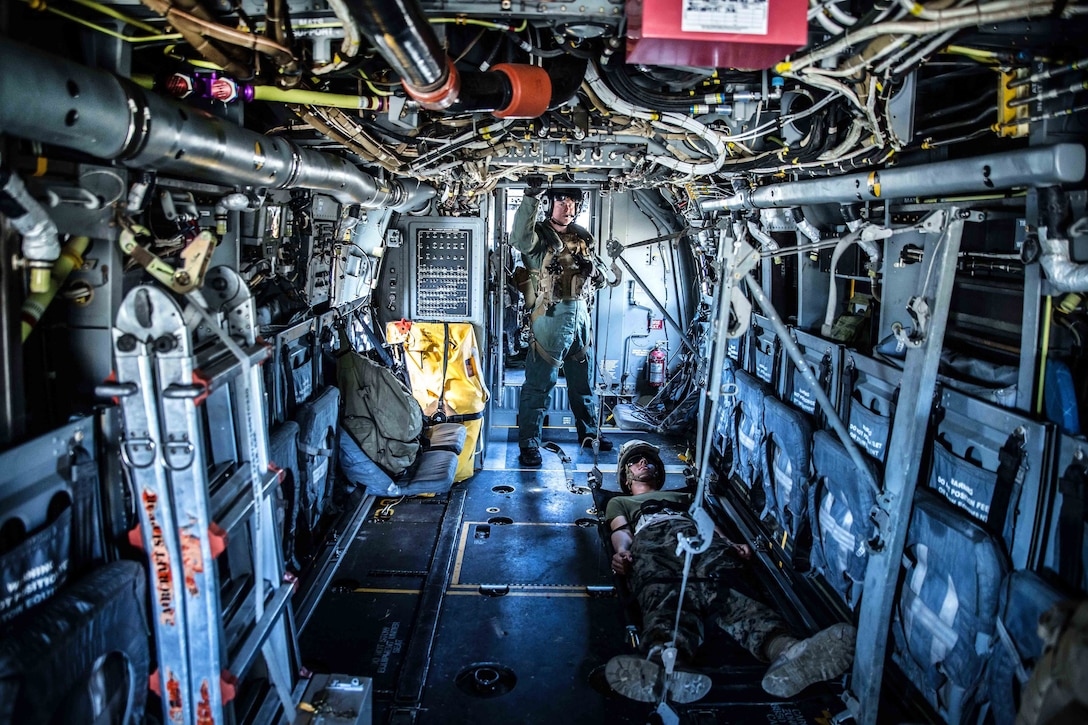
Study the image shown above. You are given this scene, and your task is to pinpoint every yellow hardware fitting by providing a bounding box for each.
[998,69,1030,138]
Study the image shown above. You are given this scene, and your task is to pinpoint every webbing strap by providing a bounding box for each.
[354,310,395,368]
[668,545,696,660]
[990,429,1027,538]
[1057,461,1087,588]
[531,339,563,368]
[432,323,451,420]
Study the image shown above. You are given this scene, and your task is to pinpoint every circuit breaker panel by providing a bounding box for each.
[305,194,339,307]
[402,218,485,324]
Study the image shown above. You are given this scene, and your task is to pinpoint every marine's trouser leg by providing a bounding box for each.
[518,344,558,449]
[563,302,599,439]
[709,589,791,662]
[519,305,579,449]
[631,520,786,662]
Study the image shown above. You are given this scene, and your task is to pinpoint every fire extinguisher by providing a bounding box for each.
[647,345,666,387]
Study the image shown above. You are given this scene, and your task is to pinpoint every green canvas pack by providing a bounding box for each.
[336,331,423,478]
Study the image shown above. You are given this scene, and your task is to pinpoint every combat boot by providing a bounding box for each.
[761,623,857,698]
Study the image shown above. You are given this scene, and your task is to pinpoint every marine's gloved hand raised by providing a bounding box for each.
[524,174,546,198]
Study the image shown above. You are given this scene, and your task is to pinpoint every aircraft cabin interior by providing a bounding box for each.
[1,0,1087,724]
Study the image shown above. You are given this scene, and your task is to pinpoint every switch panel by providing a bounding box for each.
[405,218,484,323]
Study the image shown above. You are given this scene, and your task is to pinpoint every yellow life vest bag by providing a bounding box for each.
[386,321,489,482]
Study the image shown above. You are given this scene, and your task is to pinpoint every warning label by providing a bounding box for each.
[371,621,404,674]
[934,471,991,522]
[682,0,769,36]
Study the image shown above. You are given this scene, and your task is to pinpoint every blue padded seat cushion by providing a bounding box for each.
[893,490,1007,719]
[809,429,879,608]
[762,395,814,537]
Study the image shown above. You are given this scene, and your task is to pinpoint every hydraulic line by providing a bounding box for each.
[251,85,386,110]
[0,167,60,293]
[585,62,727,177]
[1009,56,1088,89]
[781,1,1056,73]
[916,105,994,136]
[917,91,992,123]
[1009,79,1088,108]
[1037,297,1052,414]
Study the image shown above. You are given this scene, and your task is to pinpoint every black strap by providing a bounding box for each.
[281,341,299,415]
[842,358,857,422]
[354,310,395,368]
[989,429,1027,539]
[428,322,450,420]
[1057,459,1087,588]
[425,411,483,425]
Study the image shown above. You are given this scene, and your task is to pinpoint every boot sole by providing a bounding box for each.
[604,655,711,704]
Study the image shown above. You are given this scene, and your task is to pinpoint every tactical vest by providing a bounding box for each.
[533,226,597,313]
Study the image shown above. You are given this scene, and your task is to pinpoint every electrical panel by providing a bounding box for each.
[305,194,339,307]
[405,218,485,324]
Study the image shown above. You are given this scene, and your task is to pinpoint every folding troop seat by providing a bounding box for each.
[711,335,745,462]
[892,490,1008,723]
[266,320,318,426]
[784,328,841,425]
[926,388,1051,569]
[712,358,737,460]
[840,352,899,466]
[1050,434,1087,593]
[747,313,781,388]
[0,560,150,724]
[808,430,880,609]
[295,385,341,537]
[761,395,814,543]
[732,370,771,499]
[269,420,303,569]
[982,569,1069,725]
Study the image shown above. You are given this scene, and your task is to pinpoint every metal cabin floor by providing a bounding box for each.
[298,425,847,724]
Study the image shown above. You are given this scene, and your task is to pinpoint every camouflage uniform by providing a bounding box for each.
[630,517,789,662]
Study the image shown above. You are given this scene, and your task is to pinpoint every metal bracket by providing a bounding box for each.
[675,505,715,556]
[890,208,984,348]
[720,236,759,339]
[891,295,931,349]
[118,223,217,294]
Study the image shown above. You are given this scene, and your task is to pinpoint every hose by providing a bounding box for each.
[0,167,61,293]
[21,236,91,341]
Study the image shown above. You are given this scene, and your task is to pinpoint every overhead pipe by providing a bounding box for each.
[0,39,434,212]
[345,0,552,118]
[699,144,1086,211]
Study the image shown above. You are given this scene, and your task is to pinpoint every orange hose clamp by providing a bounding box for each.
[404,56,461,110]
[491,63,551,119]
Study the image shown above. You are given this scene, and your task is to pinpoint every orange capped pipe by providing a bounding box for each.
[491,64,551,119]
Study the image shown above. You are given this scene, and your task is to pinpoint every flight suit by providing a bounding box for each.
[509,195,609,450]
